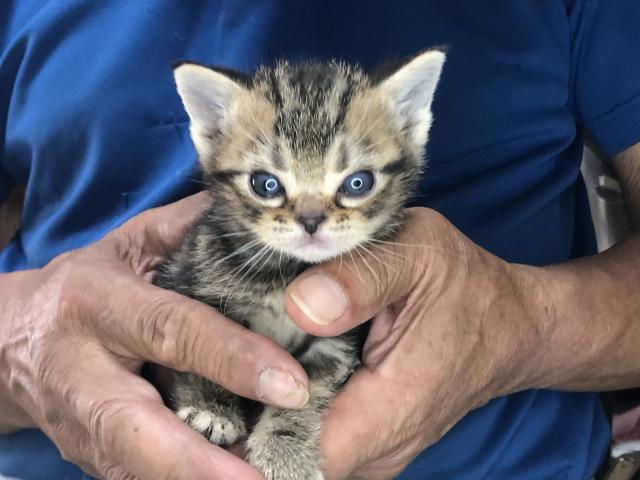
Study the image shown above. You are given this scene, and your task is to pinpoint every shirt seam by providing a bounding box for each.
[583,91,640,132]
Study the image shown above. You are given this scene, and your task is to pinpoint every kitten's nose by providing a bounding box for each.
[296,214,326,235]
[295,194,326,235]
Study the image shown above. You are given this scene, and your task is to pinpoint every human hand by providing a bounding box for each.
[0,192,309,480]
[284,207,540,479]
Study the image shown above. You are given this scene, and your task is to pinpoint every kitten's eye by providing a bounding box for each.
[251,172,284,198]
[340,170,375,197]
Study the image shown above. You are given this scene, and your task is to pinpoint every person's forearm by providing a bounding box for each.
[513,233,640,392]
[508,143,640,394]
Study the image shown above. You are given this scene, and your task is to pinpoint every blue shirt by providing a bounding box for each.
[2,1,640,478]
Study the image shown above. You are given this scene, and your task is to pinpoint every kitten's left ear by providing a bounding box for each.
[377,49,446,150]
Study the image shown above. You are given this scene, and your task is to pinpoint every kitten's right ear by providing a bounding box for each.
[173,63,247,158]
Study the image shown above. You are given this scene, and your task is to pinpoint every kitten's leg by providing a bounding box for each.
[247,337,360,480]
[173,372,247,447]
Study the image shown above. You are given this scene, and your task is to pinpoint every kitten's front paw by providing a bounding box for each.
[249,456,324,480]
[247,434,324,480]
[177,406,246,446]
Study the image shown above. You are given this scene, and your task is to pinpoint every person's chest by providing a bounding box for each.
[0,0,579,264]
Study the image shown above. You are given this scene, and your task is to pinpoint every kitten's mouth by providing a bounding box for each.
[289,234,344,263]
[300,235,328,247]
[296,235,334,253]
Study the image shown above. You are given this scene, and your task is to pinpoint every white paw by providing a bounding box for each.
[247,434,324,480]
[252,462,324,480]
[177,407,245,446]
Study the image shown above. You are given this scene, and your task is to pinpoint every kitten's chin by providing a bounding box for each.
[265,231,366,264]
[278,235,347,264]
[287,243,343,264]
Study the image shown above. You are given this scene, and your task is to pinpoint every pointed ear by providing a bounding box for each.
[377,50,446,151]
[173,62,247,160]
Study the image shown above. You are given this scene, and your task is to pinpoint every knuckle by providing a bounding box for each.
[57,443,78,463]
[137,295,236,384]
[55,285,87,327]
[112,231,136,266]
[137,296,195,369]
[52,433,94,472]
[45,260,91,327]
[45,249,78,271]
[206,336,238,385]
[102,463,137,480]
[87,397,130,457]
[78,462,101,479]
[108,227,150,275]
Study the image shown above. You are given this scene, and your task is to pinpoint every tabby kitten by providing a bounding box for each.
[154,50,445,480]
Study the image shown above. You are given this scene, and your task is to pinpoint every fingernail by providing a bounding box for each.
[288,273,347,325]
[258,368,309,409]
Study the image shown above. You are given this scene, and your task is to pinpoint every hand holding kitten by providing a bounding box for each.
[285,207,546,480]
[0,192,310,480]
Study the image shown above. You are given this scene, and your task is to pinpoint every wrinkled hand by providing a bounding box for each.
[0,193,309,480]
[285,208,540,480]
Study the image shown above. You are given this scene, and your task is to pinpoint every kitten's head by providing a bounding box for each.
[174,50,445,263]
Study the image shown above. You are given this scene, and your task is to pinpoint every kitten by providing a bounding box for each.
[154,50,445,480]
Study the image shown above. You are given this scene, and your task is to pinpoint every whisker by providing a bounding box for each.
[220,244,270,313]
[372,239,466,261]
[278,249,286,289]
[354,246,383,297]
[231,246,277,307]
[189,178,208,186]
[215,231,255,240]
[358,245,397,307]
[359,244,399,276]
[209,239,262,271]
[359,135,401,153]
[346,249,363,283]
[231,122,260,145]
[364,241,410,264]
[353,107,386,144]
[222,252,271,313]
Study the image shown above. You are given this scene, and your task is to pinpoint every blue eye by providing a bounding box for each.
[340,170,375,197]
[251,172,284,198]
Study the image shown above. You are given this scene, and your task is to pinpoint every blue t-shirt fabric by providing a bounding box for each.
[1,1,640,479]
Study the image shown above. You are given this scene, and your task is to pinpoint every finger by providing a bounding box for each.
[92,275,309,409]
[107,399,262,480]
[137,191,211,253]
[284,215,431,336]
[109,191,211,259]
[73,349,265,480]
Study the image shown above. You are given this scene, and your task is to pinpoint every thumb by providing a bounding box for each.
[284,240,420,337]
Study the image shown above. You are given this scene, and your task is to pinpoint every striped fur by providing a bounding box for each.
[156,50,445,479]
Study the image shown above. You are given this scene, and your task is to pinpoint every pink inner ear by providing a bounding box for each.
[174,63,246,142]
[379,50,445,129]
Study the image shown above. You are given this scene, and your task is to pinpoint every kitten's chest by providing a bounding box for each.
[239,290,308,352]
